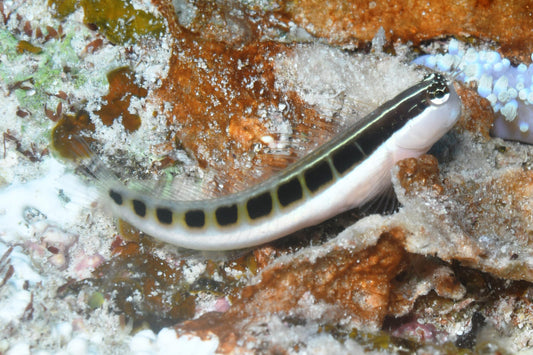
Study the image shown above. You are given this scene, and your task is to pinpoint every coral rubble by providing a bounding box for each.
[277,0,533,59]
[2,0,533,354]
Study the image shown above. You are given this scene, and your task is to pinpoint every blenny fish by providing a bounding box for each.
[88,73,461,250]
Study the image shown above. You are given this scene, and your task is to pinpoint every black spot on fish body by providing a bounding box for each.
[355,132,385,156]
[332,143,364,175]
[185,210,205,228]
[247,192,273,219]
[215,204,238,226]
[156,207,173,225]
[278,177,303,207]
[132,199,146,217]
[304,160,334,192]
[109,189,123,205]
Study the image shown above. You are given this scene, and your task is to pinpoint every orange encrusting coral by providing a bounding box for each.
[177,231,409,350]
[279,0,533,60]
[396,147,533,282]
[396,154,444,197]
[175,228,469,352]
[152,1,328,179]
[147,0,533,182]
[241,231,408,323]
[454,84,494,139]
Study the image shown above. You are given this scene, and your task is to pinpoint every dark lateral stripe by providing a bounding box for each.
[278,177,303,207]
[355,132,385,156]
[215,204,238,226]
[332,143,364,175]
[352,90,430,157]
[185,210,205,228]
[156,207,173,225]
[132,199,147,217]
[304,161,334,192]
[247,192,273,219]
[109,189,123,205]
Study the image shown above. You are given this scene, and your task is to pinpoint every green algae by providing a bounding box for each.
[87,291,105,309]
[0,27,89,115]
[48,0,165,45]
[0,29,21,61]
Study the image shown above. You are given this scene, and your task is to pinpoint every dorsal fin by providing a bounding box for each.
[64,110,342,202]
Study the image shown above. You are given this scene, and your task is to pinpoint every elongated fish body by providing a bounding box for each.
[102,73,461,250]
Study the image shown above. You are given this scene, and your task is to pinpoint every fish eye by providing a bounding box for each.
[427,77,450,105]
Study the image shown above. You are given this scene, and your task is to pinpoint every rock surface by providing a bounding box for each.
[2,0,533,354]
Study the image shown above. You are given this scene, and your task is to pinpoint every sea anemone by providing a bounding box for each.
[414,39,533,144]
